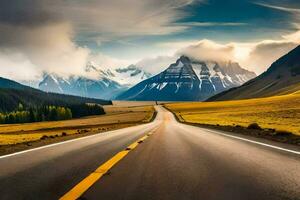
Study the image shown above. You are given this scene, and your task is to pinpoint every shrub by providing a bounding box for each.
[274,130,293,136]
[40,135,48,140]
[247,123,262,130]
[62,132,67,136]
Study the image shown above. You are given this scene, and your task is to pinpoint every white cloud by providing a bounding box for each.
[0,23,90,80]
[283,30,300,43]
[126,29,300,76]
[88,53,134,70]
[174,36,299,74]
[0,0,203,81]
[255,3,300,14]
[51,0,202,40]
[176,40,236,62]
[176,22,247,27]
[0,51,40,81]
[255,2,300,29]
[136,56,177,74]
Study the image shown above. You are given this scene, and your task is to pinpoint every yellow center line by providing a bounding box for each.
[59,129,156,200]
[127,142,139,150]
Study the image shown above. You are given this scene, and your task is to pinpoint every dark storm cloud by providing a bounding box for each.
[0,0,61,27]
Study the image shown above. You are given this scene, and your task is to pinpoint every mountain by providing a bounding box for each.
[38,62,152,100]
[208,45,300,101]
[116,56,256,101]
[39,73,124,100]
[0,76,111,112]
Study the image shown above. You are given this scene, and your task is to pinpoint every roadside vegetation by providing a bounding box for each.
[0,104,155,155]
[166,93,300,136]
[0,103,105,124]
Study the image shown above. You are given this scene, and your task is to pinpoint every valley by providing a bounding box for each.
[0,103,155,155]
[166,93,300,144]
[2,2,300,200]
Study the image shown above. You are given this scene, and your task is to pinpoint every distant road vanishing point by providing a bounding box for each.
[0,106,299,200]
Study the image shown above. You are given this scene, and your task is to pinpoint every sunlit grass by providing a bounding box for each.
[0,105,155,145]
[166,93,300,136]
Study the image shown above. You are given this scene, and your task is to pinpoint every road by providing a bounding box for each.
[0,106,299,200]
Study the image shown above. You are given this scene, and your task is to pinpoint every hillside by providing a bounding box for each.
[117,56,255,101]
[208,45,300,101]
[166,93,300,136]
[0,77,111,112]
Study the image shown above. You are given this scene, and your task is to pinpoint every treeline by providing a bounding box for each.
[70,104,106,118]
[0,77,110,124]
[0,103,105,124]
[0,88,111,113]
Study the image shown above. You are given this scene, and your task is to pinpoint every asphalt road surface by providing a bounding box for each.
[0,106,299,200]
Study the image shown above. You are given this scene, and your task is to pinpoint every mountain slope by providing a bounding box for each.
[38,63,152,100]
[208,45,300,101]
[39,74,124,100]
[117,56,256,101]
[0,77,111,112]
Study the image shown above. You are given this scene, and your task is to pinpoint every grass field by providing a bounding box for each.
[0,105,155,146]
[166,93,300,136]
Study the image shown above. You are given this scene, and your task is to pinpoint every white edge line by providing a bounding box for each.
[177,123,300,155]
[206,128,300,155]
[0,122,158,160]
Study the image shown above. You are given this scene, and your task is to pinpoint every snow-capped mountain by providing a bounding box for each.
[38,62,152,100]
[114,65,152,86]
[116,56,256,101]
[209,45,300,101]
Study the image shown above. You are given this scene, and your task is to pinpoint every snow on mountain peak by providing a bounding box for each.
[116,56,256,101]
[38,62,152,100]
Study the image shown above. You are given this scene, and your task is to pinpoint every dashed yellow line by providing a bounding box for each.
[59,129,157,200]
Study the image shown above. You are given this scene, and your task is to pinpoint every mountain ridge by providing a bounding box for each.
[208,45,300,101]
[116,56,256,101]
[38,63,152,99]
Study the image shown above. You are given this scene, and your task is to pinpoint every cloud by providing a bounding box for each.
[0,0,201,39]
[0,0,203,81]
[136,56,177,74]
[283,30,300,43]
[88,53,133,70]
[174,36,299,74]
[242,41,297,73]
[0,22,90,80]
[255,2,300,29]
[177,40,236,62]
[176,22,247,27]
[119,29,300,76]
[0,51,40,81]
[255,2,300,14]
[0,0,299,82]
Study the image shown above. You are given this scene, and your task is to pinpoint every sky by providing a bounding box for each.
[0,0,300,81]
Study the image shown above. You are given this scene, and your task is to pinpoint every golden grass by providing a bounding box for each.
[166,93,300,136]
[0,105,155,145]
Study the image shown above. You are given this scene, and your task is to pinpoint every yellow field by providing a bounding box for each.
[166,93,300,135]
[0,105,155,145]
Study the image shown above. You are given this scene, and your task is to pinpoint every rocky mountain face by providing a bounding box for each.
[208,45,300,101]
[38,62,152,100]
[116,56,256,101]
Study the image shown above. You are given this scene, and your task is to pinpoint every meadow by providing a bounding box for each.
[0,105,155,147]
[166,93,300,136]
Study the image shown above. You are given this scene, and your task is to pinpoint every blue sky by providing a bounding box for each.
[81,0,300,59]
[0,0,300,80]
